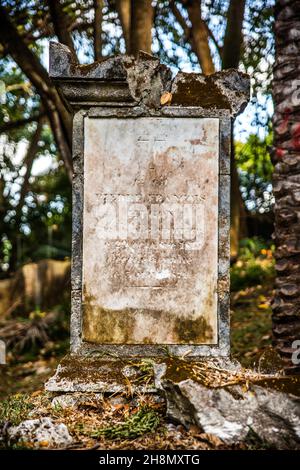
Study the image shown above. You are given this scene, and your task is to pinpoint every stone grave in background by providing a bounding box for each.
[45,42,250,393]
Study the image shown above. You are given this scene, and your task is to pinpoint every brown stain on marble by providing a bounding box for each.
[141,146,184,196]
[82,289,214,345]
[172,74,229,108]
[190,139,203,145]
[175,316,213,343]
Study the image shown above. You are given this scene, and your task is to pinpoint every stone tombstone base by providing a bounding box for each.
[46,42,250,393]
[44,354,233,394]
[45,355,161,394]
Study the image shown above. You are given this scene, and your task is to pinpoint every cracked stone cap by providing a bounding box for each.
[49,41,250,115]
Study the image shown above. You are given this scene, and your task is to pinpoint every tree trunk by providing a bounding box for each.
[94,0,103,60]
[183,0,215,75]
[130,0,153,56]
[222,0,247,257]
[116,0,131,52]
[272,0,300,374]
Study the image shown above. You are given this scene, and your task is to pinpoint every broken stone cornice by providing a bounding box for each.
[49,41,250,115]
[171,69,250,117]
[49,41,127,80]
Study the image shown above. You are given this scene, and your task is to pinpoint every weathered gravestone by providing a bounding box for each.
[45,42,250,392]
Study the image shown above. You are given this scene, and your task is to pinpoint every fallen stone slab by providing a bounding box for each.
[160,359,300,450]
[7,417,72,449]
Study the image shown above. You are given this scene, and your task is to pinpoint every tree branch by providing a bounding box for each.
[47,107,73,181]
[204,22,222,57]
[222,0,246,69]
[170,0,192,41]
[17,117,44,213]
[47,0,78,59]
[182,0,215,75]
[0,112,46,134]
[171,1,215,74]
[0,6,71,132]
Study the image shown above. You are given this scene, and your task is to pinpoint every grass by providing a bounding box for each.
[230,237,274,368]
[91,406,161,440]
[0,394,34,425]
[231,284,273,367]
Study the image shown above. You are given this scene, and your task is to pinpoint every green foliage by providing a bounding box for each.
[231,261,274,291]
[231,271,273,368]
[231,237,275,291]
[0,58,40,142]
[0,35,71,275]
[236,132,273,181]
[23,167,72,261]
[242,1,274,97]
[92,406,161,440]
[236,131,274,213]
[0,394,33,425]
[239,237,273,259]
[0,154,71,275]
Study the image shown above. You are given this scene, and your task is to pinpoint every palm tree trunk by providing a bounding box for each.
[272,0,300,374]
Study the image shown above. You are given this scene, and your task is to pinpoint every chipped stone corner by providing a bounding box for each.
[49,41,76,78]
[122,53,173,108]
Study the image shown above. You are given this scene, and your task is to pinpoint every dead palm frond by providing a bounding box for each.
[0,311,59,353]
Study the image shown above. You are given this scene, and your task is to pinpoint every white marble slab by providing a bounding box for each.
[82,117,219,344]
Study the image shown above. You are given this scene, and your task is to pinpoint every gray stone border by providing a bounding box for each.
[70,106,231,358]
